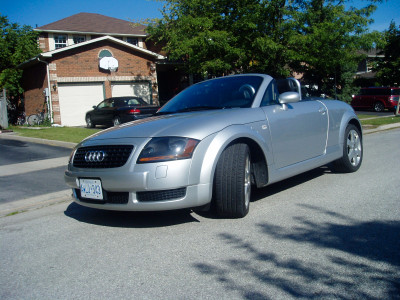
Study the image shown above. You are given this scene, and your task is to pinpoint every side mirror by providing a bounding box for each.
[93,106,97,109]
[279,92,300,104]
[279,92,300,110]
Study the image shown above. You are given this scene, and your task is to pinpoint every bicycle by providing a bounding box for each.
[16,111,26,125]
[27,109,48,126]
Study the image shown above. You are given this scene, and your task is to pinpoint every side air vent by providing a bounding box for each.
[137,188,187,202]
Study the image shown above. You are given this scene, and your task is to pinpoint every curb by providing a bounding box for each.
[0,190,72,217]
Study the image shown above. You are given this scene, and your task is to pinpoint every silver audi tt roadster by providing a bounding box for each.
[64,74,363,218]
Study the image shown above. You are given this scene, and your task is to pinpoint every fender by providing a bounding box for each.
[188,123,272,193]
[338,110,363,148]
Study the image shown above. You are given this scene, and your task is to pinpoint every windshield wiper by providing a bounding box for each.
[176,106,222,113]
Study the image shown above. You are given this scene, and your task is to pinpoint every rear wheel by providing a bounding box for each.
[374,101,385,112]
[331,124,362,173]
[214,143,251,218]
[113,116,121,126]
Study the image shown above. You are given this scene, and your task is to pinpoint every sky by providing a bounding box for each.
[1,0,399,32]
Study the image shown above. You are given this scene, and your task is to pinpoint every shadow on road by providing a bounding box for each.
[64,202,200,228]
[193,205,400,299]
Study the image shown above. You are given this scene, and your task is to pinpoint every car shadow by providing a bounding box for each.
[194,166,331,219]
[64,202,200,228]
[64,166,333,225]
[251,167,329,202]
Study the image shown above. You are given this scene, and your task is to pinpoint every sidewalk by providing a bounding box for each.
[363,122,400,134]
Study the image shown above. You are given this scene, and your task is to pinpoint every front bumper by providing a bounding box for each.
[65,182,212,211]
[64,148,213,211]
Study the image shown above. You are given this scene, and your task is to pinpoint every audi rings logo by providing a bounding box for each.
[84,150,107,163]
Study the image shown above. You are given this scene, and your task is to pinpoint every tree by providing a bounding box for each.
[374,21,400,86]
[147,0,382,101]
[0,15,41,97]
[289,0,382,101]
[147,0,295,77]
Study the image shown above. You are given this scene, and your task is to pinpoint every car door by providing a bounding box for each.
[93,99,114,125]
[261,81,328,169]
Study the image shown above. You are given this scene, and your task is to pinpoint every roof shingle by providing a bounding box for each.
[35,12,147,36]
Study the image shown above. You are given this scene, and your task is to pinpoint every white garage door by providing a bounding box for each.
[111,82,151,103]
[58,83,104,126]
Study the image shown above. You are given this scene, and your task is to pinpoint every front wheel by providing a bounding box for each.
[86,115,94,128]
[374,102,385,112]
[331,124,363,173]
[214,143,251,218]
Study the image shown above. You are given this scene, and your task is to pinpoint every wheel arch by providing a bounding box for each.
[194,126,271,195]
[338,112,363,147]
[348,118,362,138]
[234,137,269,188]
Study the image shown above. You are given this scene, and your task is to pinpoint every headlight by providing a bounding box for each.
[137,137,199,163]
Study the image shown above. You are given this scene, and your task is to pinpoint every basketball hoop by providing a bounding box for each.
[99,57,119,72]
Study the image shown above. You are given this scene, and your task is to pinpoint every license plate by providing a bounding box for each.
[79,179,103,200]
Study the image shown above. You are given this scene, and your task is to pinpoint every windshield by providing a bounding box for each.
[159,76,264,114]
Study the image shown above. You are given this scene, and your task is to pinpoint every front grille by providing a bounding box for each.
[75,189,129,204]
[137,188,187,202]
[73,145,134,168]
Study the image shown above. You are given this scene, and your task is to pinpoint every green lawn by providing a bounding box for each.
[356,114,376,119]
[9,126,101,143]
[360,116,400,127]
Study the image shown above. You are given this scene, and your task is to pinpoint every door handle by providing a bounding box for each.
[319,107,327,114]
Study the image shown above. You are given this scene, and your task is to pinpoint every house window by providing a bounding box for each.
[54,35,67,49]
[127,37,138,46]
[99,49,113,58]
[73,35,86,44]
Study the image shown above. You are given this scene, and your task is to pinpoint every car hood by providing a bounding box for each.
[85,108,265,142]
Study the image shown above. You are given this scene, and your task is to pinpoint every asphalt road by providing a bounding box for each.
[0,137,71,204]
[0,129,399,299]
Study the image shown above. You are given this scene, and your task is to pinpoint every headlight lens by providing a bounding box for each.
[137,137,199,163]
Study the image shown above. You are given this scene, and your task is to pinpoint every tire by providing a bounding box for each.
[374,102,385,112]
[113,116,121,126]
[27,114,39,126]
[214,143,251,218]
[86,115,94,128]
[331,124,362,173]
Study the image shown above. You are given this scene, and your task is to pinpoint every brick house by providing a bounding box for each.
[19,13,166,126]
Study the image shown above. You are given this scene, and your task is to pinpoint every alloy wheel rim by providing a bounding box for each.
[375,103,384,112]
[347,129,362,166]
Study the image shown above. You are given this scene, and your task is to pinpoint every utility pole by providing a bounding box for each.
[0,89,9,129]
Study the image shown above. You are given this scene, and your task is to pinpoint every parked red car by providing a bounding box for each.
[351,87,400,112]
